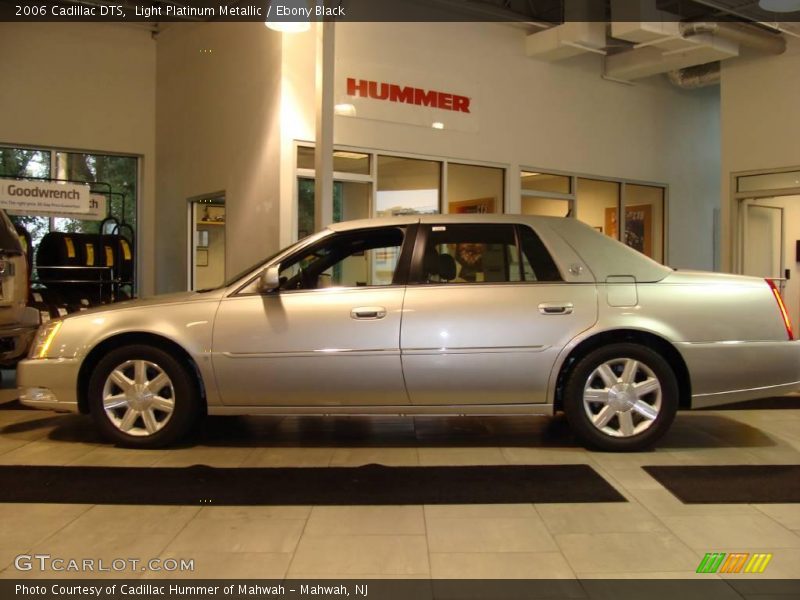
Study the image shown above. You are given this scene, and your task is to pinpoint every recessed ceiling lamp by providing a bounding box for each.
[264,0,311,32]
[432,122,445,130]
[334,103,357,117]
[758,0,800,12]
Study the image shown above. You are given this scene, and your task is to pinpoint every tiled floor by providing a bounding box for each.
[0,387,799,582]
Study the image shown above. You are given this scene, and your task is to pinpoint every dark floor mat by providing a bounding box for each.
[643,465,800,503]
[698,396,800,410]
[0,463,624,505]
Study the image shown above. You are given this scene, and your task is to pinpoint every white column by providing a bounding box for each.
[314,18,335,231]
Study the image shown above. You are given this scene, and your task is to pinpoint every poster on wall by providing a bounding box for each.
[604,204,653,258]
[449,197,496,214]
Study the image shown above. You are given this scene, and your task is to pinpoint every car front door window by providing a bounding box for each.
[278,227,406,291]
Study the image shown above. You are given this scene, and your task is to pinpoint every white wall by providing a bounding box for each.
[0,22,157,294]
[720,37,800,271]
[156,23,283,293]
[282,22,721,270]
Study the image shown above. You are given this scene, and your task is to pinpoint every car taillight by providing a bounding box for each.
[766,278,794,340]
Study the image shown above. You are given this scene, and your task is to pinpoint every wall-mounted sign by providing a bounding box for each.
[335,62,478,132]
[0,180,91,216]
[7,193,106,221]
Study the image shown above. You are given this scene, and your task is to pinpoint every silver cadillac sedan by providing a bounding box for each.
[17,215,800,451]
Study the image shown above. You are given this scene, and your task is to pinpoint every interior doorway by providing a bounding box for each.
[739,195,799,334]
[188,195,226,291]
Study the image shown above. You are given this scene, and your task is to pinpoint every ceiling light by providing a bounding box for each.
[334,103,357,117]
[758,0,800,12]
[432,122,445,130]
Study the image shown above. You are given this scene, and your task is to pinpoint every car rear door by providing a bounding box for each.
[399,222,598,405]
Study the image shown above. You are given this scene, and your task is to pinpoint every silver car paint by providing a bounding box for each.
[17,215,800,416]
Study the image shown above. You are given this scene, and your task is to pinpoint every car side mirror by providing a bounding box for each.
[258,265,281,293]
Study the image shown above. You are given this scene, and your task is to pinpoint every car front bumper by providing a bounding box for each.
[0,323,38,365]
[17,357,81,413]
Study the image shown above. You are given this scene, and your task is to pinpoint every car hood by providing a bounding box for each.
[61,289,226,319]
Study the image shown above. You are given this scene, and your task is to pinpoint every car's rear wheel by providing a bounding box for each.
[88,344,200,448]
[563,343,678,452]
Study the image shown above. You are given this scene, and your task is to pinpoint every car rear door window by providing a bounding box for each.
[416,223,562,284]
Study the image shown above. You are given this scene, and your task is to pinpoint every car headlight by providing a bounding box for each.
[29,321,63,359]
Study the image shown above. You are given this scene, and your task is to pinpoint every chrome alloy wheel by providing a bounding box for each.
[582,357,662,438]
[101,359,176,437]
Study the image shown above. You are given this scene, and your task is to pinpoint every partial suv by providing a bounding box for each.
[0,210,38,366]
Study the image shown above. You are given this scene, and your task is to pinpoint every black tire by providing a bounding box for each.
[88,344,200,448]
[563,343,678,452]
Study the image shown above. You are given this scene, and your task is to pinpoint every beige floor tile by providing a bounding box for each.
[0,436,29,456]
[556,532,699,573]
[69,505,201,535]
[0,503,93,553]
[197,505,312,520]
[500,447,593,464]
[329,447,419,467]
[426,517,557,553]
[166,517,305,554]
[0,440,98,465]
[424,504,537,519]
[629,488,761,517]
[536,502,667,534]
[241,447,334,467]
[305,506,425,536]
[430,551,576,579]
[288,535,429,576]
[152,446,255,468]
[417,447,507,466]
[140,551,292,579]
[67,446,165,467]
[753,504,800,531]
[601,467,666,491]
[662,514,800,549]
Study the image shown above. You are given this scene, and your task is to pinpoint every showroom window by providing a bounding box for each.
[278,227,406,290]
[447,163,504,214]
[520,168,667,263]
[0,144,139,290]
[296,145,506,240]
[376,156,441,217]
[417,224,561,284]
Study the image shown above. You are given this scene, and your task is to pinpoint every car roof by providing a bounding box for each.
[327,214,671,283]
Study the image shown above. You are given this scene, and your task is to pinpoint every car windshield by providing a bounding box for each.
[196,230,330,292]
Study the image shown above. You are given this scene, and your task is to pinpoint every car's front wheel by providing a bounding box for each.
[88,344,200,448]
[563,343,678,452]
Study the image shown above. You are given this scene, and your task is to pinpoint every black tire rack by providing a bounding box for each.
[1,176,136,323]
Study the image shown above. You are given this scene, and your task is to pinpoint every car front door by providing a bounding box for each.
[212,226,413,407]
[400,223,598,405]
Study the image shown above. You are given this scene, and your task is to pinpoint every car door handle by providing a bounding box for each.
[351,306,387,320]
[538,302,574,315]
